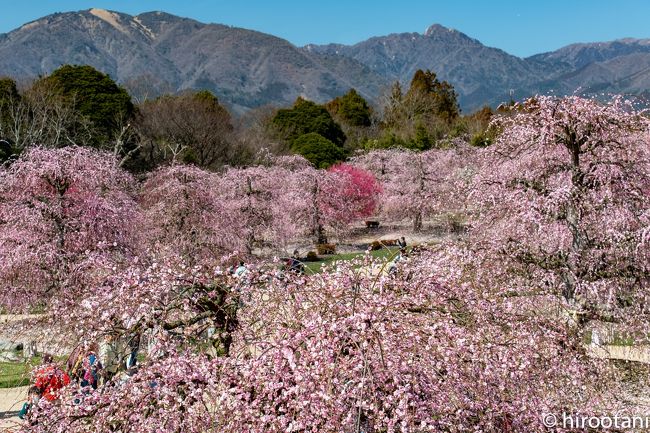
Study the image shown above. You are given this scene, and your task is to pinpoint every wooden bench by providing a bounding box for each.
[365,220,380,229]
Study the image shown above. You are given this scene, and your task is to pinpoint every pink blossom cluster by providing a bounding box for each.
[0,147,140,311]
[3,95,649,432]
[24,251,614,433]
[351,145,475,231]
[0,150,381,311]
[471,96,650,327]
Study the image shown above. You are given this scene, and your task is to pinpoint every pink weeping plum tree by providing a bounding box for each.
[221,157,381,246]
[139,164,245,263]
[140,157,382,260]
[470,96,650,327]
[216,163,310,254]
[0,146,140,311]
[141,159,316,260]
[352,145,475,231]
[21,249,615,433]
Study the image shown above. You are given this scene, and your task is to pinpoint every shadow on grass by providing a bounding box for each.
[303,247,401,275]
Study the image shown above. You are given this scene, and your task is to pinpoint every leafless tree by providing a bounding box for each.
[134,91,242,170]
[122,74,175,105]
[0,82,94,151]
[234,104,286,158]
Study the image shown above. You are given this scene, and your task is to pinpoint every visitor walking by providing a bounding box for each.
[99,335,119,384]
[79,344,103,389]
[398,236,407,254]
[125,333,140,369]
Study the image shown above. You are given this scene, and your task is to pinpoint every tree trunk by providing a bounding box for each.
[317,224,328,245]
[562,137,586,317]
[312,178,328,244]
[245,176,255,254]
[413,212,422,232]
[414,154,425,232]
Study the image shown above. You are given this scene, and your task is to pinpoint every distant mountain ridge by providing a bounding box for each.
[0,9,388,113]
[1,9,650,112]
[305,24,544,110]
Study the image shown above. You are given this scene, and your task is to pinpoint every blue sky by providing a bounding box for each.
[2,1,649,57]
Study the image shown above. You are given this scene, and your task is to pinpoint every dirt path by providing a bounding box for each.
[0,386,27,431]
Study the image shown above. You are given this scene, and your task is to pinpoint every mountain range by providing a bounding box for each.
[1,8,650,113]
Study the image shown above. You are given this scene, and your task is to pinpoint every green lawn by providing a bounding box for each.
[0,356,42,388]
[583,329,640,347]
[304,247,401,274]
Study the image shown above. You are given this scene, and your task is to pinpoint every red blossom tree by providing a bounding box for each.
[324,163,382,224]
[293,163,381,244]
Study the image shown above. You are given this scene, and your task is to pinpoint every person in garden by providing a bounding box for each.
[125,333,140,370]
[18,386,42,420]
[388,246,407,275]
[287,250,305,274]
[80,345,103,389]
[99,335,120,385]
[68,343,103,389]
[398,236,407,253]
[234,261,248,278]
[66,345,85,381]
[32,354,70,402]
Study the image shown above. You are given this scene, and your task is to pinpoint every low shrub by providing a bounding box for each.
[317,243,336,255]
[305,251,319,262]
[369,239,398,250]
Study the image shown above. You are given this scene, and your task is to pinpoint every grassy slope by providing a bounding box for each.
[0,356,43,388]
[304,247,401,274]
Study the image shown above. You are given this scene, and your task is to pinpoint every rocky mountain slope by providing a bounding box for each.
[0,9,387,112]
[2,9,650,112]
[306,24,547,110]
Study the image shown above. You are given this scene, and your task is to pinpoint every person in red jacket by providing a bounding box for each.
[32,354,70,402]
